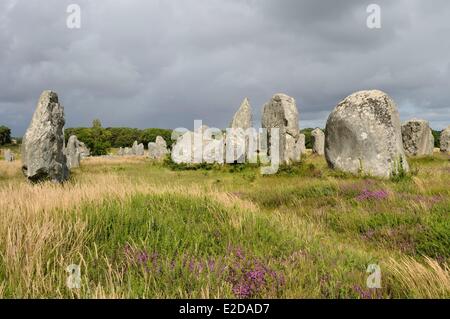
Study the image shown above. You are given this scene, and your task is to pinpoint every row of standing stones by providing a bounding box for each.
[116,137,169,160]
[16,90,450,183]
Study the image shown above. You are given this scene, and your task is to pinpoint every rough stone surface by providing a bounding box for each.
[117,147,124,156]
[261,93,300,164]
[129,141,144,156]
[136,143,145,156]
[325,90,409,178]
[230,98,252,129]
[311,128,325,155]
[65,135,81,169]
[401,119,434,156]
[227,98,254,163]
[124,147,134,156]
[440,126,450,153]
[21,90,69,182]
[148,136,169,160]
[4,149,14,162]
[77,141,90,158]
[297,134,306,154]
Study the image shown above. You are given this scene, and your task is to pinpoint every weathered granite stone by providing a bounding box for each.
[65,135,81,169]
[402,119,434,156]
[124,147,134,156]
[440,126,450,153]
[77,141,90,158]
[311,128,325,155]
[136,143,145,156]
[21,90,69,182]
[325,90,409,178]
[297,133,306,154]
[4,149,14,162]
[227,98,254,163]
[148,136,169,160]
[261,94,300,164]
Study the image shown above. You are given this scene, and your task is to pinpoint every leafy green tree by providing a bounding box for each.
[65,124,173,154]
[432,130,440,148]
[0,126,12,145]
[92,119,102,129]
[140,128,173,149]
[301,128,315,149]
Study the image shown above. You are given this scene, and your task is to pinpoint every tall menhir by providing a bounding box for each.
[22,90,69,183]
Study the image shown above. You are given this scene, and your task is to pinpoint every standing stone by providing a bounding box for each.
[297,133,306,155]
[124,147,134,156]
[230,98,252,129]
[261,94,300,164]
[325,90,409,178]
[117,147,124,156]
[22,90,69,182]
[440,126,450,153]
[77,141,90,158]
[131,141,144,156]
[136,143,145,156]
[311,128,325,155]
[4,149,14,162]
[131,141,139,155]
[227,98,254,163]
[148,136,169,160]
[401,119,434,156]
[65,135,81,169]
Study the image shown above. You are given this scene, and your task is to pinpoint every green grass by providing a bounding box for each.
[0,152,448,298]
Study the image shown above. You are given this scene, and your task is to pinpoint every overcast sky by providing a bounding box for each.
[1,0,449,136]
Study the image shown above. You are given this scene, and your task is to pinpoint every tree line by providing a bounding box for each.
[64,120,173,156]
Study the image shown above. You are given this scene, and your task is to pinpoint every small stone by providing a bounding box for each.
[148,136,169,160]
[401,119,434,156]
[4,149,15,162]
[440,125,450,153]
[65,135,81,169]
[311,128,325,155]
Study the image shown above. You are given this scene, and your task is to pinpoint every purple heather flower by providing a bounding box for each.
[233,283,251,299]
[137,251,149,264]
[356,189,389,201]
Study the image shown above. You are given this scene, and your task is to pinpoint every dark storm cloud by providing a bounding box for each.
[0,0,449,136]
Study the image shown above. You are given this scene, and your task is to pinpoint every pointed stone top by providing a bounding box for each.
[405,118,429,124]
[312,128,324,136]
[230,98,252,129]
[40,90,59,103]
[272,93,296,104]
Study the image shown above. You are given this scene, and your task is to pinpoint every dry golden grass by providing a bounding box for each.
[385,256,450,298]
[0,158,268,298]
[0,154,448,298]
[0,160,21,178]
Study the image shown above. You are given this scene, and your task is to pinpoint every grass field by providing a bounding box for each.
[0,151,448,298]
